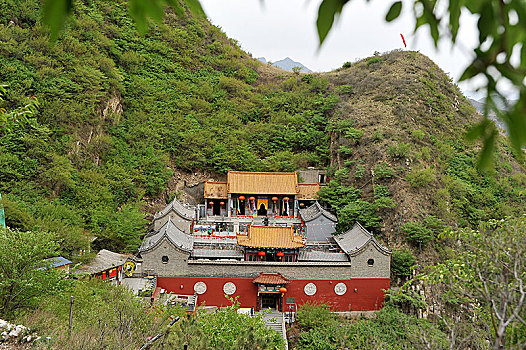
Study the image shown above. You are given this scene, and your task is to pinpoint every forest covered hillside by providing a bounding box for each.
[0,0,524,261]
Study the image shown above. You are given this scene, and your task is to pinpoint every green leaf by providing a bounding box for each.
[448,0,461,42]
[420,0,439,45]
[477,2,494,43]
[128,0,164,35]
[317,0,343,46]
[385,1,402,22]
[42,0,73,42]
[477,127,497,170]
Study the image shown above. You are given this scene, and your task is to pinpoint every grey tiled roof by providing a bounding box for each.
[139,217,193,253]
[154,199,196,221]
[334,222,391,256]
[192,249,243,259]
[77,249,128,274]
[300,202,337,222]
[298,251,349,262]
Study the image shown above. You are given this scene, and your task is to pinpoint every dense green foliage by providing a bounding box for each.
[168,300,284,349]
[19,278,174,349]
[0,0,337,255]
[391,248,416,279]
[0,227,68,318]
[420,216,526,349]
[295,303,448,350]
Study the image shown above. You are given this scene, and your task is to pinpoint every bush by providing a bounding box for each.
[411,129,426,141]
[0,227,67,318]
[355,163,365,178]
[423,215,446,236]
[296,302,337,330]
[388,142,411,159]
[374,162,394,179]
[391,248,416,278]
[344,127,363,143]
[342,61,352,68]
[406,167,436,188]
[336,84,353,94]
[20,279,175,349]
[374,184,390,198]
[401,221,433,246]
[367,57,382,66]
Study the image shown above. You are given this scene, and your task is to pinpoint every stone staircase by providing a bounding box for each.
[258,310,288,350]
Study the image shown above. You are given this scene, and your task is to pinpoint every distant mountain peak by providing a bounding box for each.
[257,57,312,73]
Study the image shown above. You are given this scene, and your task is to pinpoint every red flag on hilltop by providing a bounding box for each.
[400,33,407,48]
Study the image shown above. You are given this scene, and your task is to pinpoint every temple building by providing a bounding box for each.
[129,171,391,312]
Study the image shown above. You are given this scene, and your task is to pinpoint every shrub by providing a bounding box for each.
[344,127,363,143]
[301,74,314,83]
[342,61,352,68]
[401,221,433,246]
[423,215,446,236]
[391,248,416,278]
[297,302,337,330]
[337,84,353,94]
[374,162,394,179]
[388,142,411,159]
[411,129,426,141]
[372,130,384,142]
[338,199,381,231]
[355,163,365,179]
[406,167,436,188]
[339,145,353,156]
[367,57,382,66]
[374,184,390,198]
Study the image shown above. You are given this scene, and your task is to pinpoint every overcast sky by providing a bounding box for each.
[200,0,486,99]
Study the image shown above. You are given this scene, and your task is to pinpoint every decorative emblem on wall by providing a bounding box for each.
[304,282,317,296]
[194,281,207,294]
[334,282,347,295]
[223,282,236,295]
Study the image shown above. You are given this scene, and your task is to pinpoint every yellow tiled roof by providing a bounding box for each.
[227,171,298,195]
[204,181,228,199]
[297,183,320,200]
[237,225,305,249]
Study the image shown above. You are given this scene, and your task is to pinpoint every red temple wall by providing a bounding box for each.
[157,277,390,311]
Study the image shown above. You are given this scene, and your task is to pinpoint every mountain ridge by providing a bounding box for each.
[257,56,312,73]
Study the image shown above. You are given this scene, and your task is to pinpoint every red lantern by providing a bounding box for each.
[220,201,225,206]
[239,196,245,201]
[299,202,305,207]
[272,197,278,201]
[283,197,289,201]
[279,287,287,293]
[276,252,284,257]
[258,251,266,256]
[249,196,256,201]
[209,202,214,206]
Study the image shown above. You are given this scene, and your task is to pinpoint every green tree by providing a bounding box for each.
[0,85,39,136]
[422,217,526,349]
[0,227,66,318]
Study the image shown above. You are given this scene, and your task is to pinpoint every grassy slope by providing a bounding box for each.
[0,1,524,261]
[323,52,525,253]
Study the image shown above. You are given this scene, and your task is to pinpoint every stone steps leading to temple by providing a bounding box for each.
[258,310,288,350]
